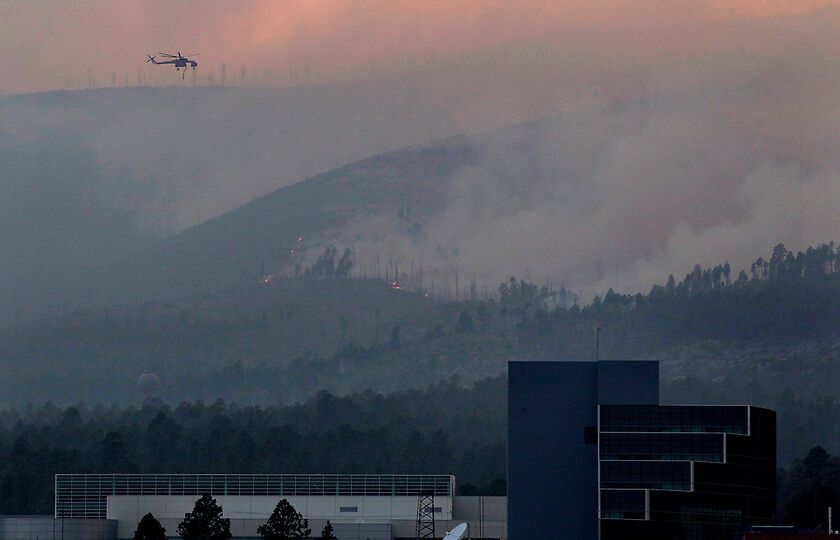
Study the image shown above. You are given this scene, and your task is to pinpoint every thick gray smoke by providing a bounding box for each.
[0,82,486,321]
[1,9,838,322]
[343,11,840,297]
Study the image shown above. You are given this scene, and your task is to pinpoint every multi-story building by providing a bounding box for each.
[1,359,776,540]
[508,360,776,540]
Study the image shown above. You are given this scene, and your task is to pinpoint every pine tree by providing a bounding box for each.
[133,513,166,540]
[257,499,311,539]
[177,495,231,540]
[389,324,401,349]
[320,520,337,540]
[455,309,475,333]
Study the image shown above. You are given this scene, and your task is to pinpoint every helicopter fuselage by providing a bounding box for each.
[174,58,197,69]
[147,53,198,79]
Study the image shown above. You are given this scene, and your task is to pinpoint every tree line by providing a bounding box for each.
[0,378,506,515]
[509,242,840,358]
[2,377,840,529]
[134,495,326,540]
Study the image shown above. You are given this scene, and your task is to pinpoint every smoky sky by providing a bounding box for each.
[1,2,839,321]
[338,9,840,296]
[1,0,839,95]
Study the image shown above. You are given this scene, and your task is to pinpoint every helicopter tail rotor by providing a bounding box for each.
[146,55,156,64]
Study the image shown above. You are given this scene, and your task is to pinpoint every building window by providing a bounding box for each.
[599,432,724,462]
[339,506,358,513]
[600,404,748,434]
[600,489,645,520]
[601,461,691,491]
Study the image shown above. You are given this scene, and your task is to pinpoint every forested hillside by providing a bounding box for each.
[2,242,840,408]
[514,242,840,357]
[0,85,472,324]
[4,244,840,523]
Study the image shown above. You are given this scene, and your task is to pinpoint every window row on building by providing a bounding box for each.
[55,474,454,519]
[599,432,724,462]
[600,405,749,434]
[601,461,692,491]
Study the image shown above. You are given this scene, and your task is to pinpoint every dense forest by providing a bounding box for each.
[4,242,840,527]
[512,242,840,359]
[0,378,506,516]
[2,382,840,530]
[4,242,840,409]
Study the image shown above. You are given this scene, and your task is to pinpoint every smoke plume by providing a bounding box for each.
[1,3,839,320]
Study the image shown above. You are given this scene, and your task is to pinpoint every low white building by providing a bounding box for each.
[51,474,506,540]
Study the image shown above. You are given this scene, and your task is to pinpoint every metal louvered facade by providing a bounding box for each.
[54,474,454,519]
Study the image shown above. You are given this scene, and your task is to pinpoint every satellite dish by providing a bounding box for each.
[442,523,468,540]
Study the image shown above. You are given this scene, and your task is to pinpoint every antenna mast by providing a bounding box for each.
[416,490,435,539]
[595,326,602,361]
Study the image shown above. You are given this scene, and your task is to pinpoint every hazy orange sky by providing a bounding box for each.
[1,0,839,95]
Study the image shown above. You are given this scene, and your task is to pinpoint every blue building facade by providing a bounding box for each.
[507,361,659,540]
[507,360,775,540]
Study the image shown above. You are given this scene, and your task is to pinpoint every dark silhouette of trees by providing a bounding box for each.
[665,274,676,295]
[455,310,475,333]
[177,495,231,540]
[475,303,492,330]
[320,520,337,540]
[780,446,840,530]
[389,324,401,348]
[100,431,133,472]
[257,499,310,539]
[336,248,353,278]
[304,247,353,278]
[2,378,840,526]
[305,247,337,278]
[133,513,166,540]
[498,277,544,317]
[512,242,840,352]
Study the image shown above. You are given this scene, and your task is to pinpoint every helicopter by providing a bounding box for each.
[146,52,198,79]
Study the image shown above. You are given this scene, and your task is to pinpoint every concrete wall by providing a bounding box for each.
[375,519,490,540]
[107,495,453,539]
[507,360,659,540]
[453,496,506,539]
[0,498,502,540]
[0,517,116,540]
[330,523,390,540]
